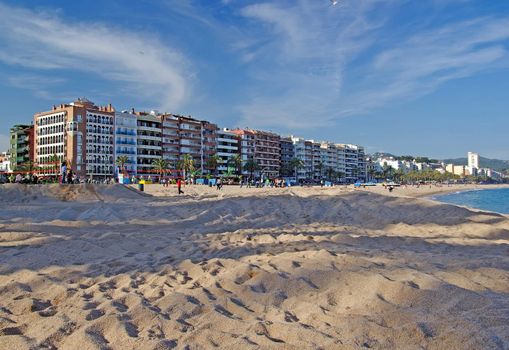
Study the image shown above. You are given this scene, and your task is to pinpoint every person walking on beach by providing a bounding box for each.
[177,178,184,195]
[216,178,222,190]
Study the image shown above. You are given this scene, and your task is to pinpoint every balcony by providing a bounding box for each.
[116,130,136,136]
[116,140,137,145]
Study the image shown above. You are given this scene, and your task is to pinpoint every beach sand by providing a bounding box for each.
[0,183,508,349]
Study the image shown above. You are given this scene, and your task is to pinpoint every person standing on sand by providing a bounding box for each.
[67,169,73,184]
[177,178,184,195]
[61,161,67,184]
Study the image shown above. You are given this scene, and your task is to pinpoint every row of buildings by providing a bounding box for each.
[373,152,506,181]
[5,98,368,182]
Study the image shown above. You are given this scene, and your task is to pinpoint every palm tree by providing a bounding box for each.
[336,171,345,183]
[316,161,324,180]
[20,161,38,179]
[206,154,221,176]
[49,153,61,180]
[227,154,242,175]
[382,164,394,180]
[367,168,376,182]
[351,167,360,182]
[325,167,334,181]
[244,158,260,179]
[289,158,305,180]
[116,155,129,175]
[178,154,195,180]
[152,158,168,180]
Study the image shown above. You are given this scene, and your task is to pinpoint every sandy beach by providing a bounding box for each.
[0,183,508,349]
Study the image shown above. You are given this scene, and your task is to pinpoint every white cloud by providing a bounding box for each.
[0,2,191,111]
[234,1,509,131]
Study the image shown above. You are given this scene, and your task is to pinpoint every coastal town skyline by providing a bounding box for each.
[2,99,508,163]
[1,0,509,159]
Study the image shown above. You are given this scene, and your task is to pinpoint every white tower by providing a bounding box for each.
[468,152,479,169]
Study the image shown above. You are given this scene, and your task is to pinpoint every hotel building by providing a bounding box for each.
[34,98,115,178]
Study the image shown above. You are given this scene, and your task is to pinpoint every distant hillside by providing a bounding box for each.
[442,156,509,171]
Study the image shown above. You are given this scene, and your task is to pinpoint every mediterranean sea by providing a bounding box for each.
[434,188,509,214]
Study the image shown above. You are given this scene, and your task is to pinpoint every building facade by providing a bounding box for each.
[279,136,295,177]
[161,114,218,175]
[136,112,162,176]
[216,128,239,175]
[9,124,34,171]
[233,129,280,178]
[34,98,115,178]
[114,111,138,175]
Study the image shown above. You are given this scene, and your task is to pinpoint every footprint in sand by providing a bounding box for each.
[85,308,105,321]
[31,299,57,317]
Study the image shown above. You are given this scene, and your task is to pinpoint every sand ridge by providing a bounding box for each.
[0,184,508,349]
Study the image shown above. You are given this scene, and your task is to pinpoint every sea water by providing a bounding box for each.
[434,188,509,214]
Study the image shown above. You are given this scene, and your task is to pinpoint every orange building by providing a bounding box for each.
[34,98,115,178]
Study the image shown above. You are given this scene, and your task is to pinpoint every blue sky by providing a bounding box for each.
[0,0,508,159]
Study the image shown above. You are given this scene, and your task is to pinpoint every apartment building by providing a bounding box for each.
[232,129,256,176]
[338,144,366,182]
[280,136,294,177]
[34,98,115,178]
[9,124,34,170]
[312,142,322,180]
[291,136,313,181]
[161,114,218,175]
[136,111,162,175]
[232,129,280,178]
[216,128,239,174]
[114,111,138,175]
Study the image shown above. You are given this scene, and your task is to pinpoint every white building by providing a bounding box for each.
[291,136,313,181]
[338,144,367,182]
[216,128,239,174]
[114,111,138,175]
[85,109,115,178]
[468,152,479,169]
[0,152,11,172]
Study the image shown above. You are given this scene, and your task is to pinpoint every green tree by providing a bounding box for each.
[206,154,221,176]
[351,167,360,182]
[315,161,324,180]
[227,154,242,175]
[152,158,168,180]
[382,164,394,180]
[367,168,376,182]
[244,158,260,179]
[116,155,129,175]
[178,154,195,180]
[325,167,335,181]
[288,158,305,179]
[19,160,38,179]
[49,154,61,180]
